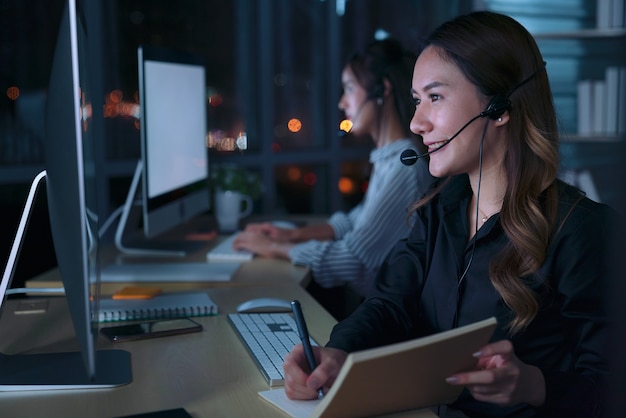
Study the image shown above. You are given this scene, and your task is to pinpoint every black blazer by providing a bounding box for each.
[327,175,618,418]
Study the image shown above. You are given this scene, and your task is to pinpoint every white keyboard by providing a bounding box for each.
[206,233,253,262]
[228,313,317,386]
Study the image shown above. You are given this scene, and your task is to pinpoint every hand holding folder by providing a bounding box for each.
[259,317,497,418]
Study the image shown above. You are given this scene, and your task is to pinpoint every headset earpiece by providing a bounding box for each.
[368,83,385,100]
[481,95,510,120]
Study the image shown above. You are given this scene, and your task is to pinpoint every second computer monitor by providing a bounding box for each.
[137,45,209,239]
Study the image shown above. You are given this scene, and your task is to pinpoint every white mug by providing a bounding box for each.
[214,190,253,232]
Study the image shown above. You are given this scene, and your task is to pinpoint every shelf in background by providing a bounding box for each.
[534,28,626,40]
[561,134,626,143]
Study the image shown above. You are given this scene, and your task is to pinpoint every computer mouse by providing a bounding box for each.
[236,297,293,313]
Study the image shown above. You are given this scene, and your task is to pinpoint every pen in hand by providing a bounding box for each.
[291,300,325,400]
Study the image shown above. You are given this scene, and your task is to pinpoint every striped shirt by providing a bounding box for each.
[288,139,432,297]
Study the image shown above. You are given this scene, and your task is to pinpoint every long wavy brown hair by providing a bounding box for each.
[412,11,560,334]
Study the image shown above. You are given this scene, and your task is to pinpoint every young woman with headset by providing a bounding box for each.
[282,11,619,417]
[234,38,433,318]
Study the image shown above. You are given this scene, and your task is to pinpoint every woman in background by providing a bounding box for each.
[283,11,616,417]
[235,38,433,318]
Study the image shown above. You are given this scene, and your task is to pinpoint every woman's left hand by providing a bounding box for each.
[233,230,293,259]
[233,230,273,256]
[445,340,546,407]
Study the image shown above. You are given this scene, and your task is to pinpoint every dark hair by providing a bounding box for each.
[346,38,421,147]
[416,11,561,333]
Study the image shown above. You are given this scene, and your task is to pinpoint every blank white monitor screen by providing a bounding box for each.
[138,46,209,238]
[143,61,207,198]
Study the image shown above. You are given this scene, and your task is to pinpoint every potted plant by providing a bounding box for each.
[210,164,262,198]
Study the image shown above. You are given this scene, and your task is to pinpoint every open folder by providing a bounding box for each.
[259,317,497,418]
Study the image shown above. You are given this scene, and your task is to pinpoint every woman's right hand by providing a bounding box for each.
[283,344,348,400]
[243,222,295,242]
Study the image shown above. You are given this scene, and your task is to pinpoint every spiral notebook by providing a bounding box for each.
[98,292,218,322]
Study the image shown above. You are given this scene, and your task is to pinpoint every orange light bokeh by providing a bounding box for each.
[108,90,123,103]
[338,177,355,194]
[287,118,302,133]
[6,86,19,101]
[339,119,353,133]
[287,167,301,182]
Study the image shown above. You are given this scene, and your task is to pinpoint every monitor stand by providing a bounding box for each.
[0,170,132,391]
[0,350,132,391]
[114,161,205,258]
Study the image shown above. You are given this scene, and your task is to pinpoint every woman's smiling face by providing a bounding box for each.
[409,45,491,178]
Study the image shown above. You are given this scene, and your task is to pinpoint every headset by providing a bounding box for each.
[480,94,511,120]
[369,82,385,101]
[340,81,385,137]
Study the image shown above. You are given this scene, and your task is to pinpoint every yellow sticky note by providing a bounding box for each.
[112,286,162,300]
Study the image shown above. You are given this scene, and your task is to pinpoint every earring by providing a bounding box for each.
[377,97,383,106]
[497,117,502,122]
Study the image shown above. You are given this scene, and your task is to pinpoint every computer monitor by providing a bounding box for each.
[0,0,131,390]
[115,45,210,257]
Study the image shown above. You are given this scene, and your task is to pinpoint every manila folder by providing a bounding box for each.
[312,317,497,418]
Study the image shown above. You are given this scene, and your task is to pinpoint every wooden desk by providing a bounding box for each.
[1,284,436,417]
[7,235,438,417]
[0,276,333,417]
